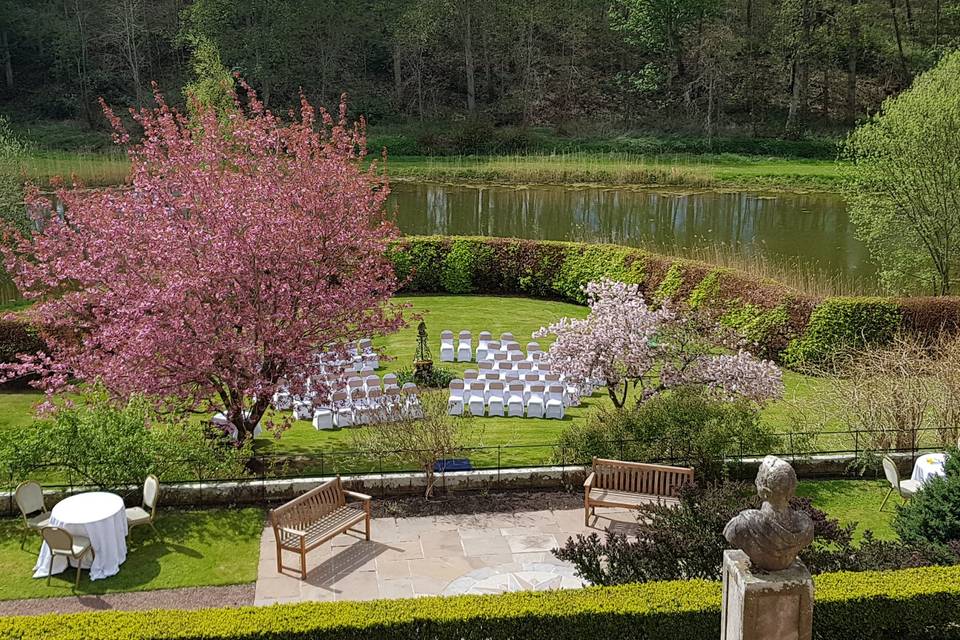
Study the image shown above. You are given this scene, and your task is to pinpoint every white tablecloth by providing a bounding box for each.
[33,492,128,581]
[911,453,947,485]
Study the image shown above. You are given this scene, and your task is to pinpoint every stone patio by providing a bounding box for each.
[254,505,638,604]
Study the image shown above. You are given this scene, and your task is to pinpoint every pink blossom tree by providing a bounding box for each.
[1,82,404,441]
[534,279,783,408]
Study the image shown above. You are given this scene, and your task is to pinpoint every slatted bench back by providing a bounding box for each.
[271,477,347,531]
[592,457,694,497]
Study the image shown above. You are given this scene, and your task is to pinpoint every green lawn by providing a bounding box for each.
[796,479,898,540]
[0,507,263,601]
[0,294,842,472]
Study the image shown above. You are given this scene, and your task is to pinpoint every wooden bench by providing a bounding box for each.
[583,457,694,526]
[269,477,372,579]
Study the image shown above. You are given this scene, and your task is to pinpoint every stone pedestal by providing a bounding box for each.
[720,549,813,640]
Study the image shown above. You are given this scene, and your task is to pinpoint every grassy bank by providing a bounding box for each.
[20,150,842,191]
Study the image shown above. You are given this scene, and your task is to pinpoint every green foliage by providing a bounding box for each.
[720,302,790,355]
[553,245,646,303]
[6,551,960,640]
[395,366,457,389]
[0,384,250,488]
[654,263,684,303]
[556,389,780,480]
[843,51,960,295]
[183,36,235,119]
[0,318,46,389]
[687,269,722,309]
[0,115,29,235]
[894,450,960,548]
[783,298,901,368]
[441,239,479,293]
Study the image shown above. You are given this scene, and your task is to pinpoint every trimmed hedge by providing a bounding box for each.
[1,565,959,640]
[388,237,960,367]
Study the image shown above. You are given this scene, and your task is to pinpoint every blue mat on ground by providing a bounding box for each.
[433,458,473,472]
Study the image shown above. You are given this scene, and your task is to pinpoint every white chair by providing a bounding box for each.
[14,481,49,549]
[272,390,293,411]
[448,380,465,415]
[457,330,473,362]
[526,341,542,357]
[440,330,455,362]
[467,382,486,417]
[478,361,494,371]
[382,373,400,392]
[364,388,384,424]
[463,369,479,382]
[312,402,334,429]
[508,352,524,364]
[476,331,493,362]
[363,374,381,394]
[332,390,354,427]
[487,382,506,416]
[41,527,94,587]
[500,332,515,344]
[402,383,424,419]
[293,400,313,421]
[384,387,404,421]
[880,456,921,511]
[126,474,161,539]
[351,389,371,425]
[507,382,525,418]
[517,361,533,373]
[545,384,565,420]
[526,384,546,418]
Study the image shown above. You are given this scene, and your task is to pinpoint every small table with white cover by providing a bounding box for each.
[911,453,947,486]
[33,492,128,581]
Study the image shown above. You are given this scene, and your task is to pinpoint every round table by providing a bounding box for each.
[911,453,947,485]
[33,492,128,581]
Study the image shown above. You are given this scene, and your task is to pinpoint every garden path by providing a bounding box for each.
[0,584,254,617]
[254,505,636,604]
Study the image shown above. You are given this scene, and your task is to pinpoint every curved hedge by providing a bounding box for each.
[389,236,960,367]
[1,565,959,640]
[3,237,960,371]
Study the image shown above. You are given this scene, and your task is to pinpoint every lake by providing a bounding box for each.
[387,182,875,291]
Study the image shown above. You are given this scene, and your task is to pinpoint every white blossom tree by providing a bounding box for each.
[534,279,783,408]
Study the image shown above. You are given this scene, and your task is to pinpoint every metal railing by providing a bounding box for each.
[3,425,954,508]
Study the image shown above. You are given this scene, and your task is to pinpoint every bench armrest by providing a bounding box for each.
[278,525,305,538]
[344,490,372,502]
[583,472,595,489]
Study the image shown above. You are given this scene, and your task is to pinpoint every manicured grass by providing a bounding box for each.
[0,294,846,472]
[0,507,263,601]
[796,479,899,540]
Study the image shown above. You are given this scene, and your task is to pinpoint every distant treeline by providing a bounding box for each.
[1,0,958,142]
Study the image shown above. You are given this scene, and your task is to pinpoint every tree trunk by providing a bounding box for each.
[463,3,476,115]
[846,0,859,123]
[822,68,830,119]
[888,0,910,81]
[607,381,629,408]
[392,45,402,103]
[1,31,12,90]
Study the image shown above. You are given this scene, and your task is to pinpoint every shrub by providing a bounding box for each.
[654,263,684,302]
[687,269,723,309]
[894,450,960,547]
[556,389,780,480]
[552,245,646,303]
[556,481,957,586]
[395,366,457,389]
[783,297,901,367]
[441,239,477,293]
[0,384,250,487]
[720,302,790,358]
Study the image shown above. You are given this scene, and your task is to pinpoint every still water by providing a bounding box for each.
[387,182,875,286]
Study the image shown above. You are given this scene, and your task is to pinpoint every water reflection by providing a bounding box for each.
[387,182,874,284]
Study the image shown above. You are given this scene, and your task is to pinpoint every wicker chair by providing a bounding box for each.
[126,475,160,538]
[14,481,50,549]
[41,526,94,587]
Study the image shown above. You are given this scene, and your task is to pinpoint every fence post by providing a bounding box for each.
[497,446,501,489]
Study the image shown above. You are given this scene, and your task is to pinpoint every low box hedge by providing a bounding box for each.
[1,565,959,640]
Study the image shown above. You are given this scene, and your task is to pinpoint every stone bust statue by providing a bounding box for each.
[723,455,814,572]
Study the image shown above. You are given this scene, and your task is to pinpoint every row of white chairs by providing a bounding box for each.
[310,384,424,429]
[448,381,566,419]
[313,337,380,371]
[439,330,544,363]
[274,373,402,413]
